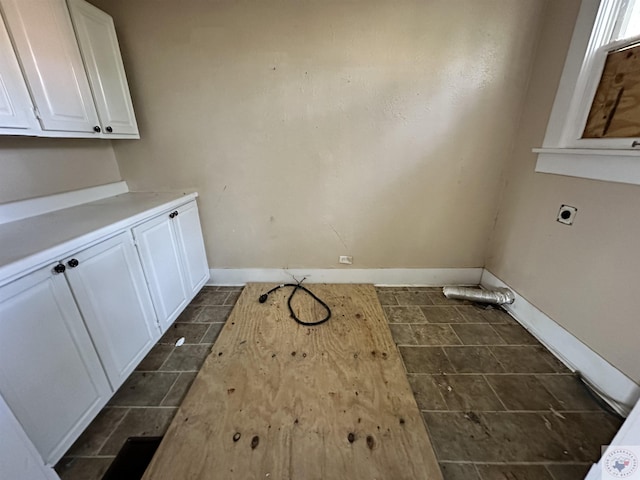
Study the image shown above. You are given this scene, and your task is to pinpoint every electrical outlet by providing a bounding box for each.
[339,256,353,265]
[557,205,577,225]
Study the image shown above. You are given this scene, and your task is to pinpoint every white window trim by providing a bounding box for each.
[535,0,640,185]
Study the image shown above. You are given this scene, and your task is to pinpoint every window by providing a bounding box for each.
[535,0,640,185]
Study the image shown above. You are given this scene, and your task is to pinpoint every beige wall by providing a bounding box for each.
[0,137,120,204]
[95,0,547,269]
[486,0,640,382]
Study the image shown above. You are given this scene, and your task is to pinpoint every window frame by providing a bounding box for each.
[535,0,640,185]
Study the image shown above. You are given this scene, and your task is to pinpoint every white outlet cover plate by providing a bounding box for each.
[339,256,353,265]
[557,205,577,225]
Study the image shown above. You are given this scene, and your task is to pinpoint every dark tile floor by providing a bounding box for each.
[377,286,621,480]
[54,286,240,480]
[54,285,621,480]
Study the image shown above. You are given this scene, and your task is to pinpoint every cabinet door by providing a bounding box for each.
[0,0,99,133]
[67,0,139,136]
[173,201,210,295]
[0,394,59,480]
[64,231,159,390]
[133,212,190,333]
[0,264,111,465]
[0,15,37,131]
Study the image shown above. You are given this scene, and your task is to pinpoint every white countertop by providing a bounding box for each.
[0,191,198,285]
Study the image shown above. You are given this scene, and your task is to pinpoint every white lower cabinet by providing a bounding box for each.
[172,201,209,294]
[0,231,160,467]
[0,393,59,480]
[0,196,208,475]
[134,200,209,333]
[0,264,111,465]
[63,231,159,389]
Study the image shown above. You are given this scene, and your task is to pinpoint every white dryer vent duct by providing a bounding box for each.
[443,286,515,305]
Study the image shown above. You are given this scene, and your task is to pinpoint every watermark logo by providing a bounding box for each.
[603,447,640,479]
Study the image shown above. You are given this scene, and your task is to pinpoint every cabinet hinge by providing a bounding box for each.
[33,106,41,120]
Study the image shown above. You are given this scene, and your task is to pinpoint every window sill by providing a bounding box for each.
[533,147,640,185]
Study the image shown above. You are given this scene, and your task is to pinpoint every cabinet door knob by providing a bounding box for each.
[67,258,79,268]
[93,125,101,133]
[173,211,179,217]
[53,264,66,274]
[106,126,113,133]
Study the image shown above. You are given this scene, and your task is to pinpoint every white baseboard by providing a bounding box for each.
[207,268,483,287]
[481,269,639,417]
[0,181,129,225]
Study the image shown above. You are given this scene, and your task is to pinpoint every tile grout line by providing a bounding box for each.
[534,373,574,410]
[194,321,213,344]
[447,323,465,346]
[439,346,456,375]
[482,374,510,412]
[158,372,183,406]
[428,373,450,411]
[473,463,483,479]
[219,291,231,306]
[545,464,561,480]
[155,344,176,371]
[486,344,509,374]
[92,407,130,458]
[154,312,224,371]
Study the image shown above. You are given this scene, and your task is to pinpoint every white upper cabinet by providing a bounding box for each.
[0,16,37,131]
[0,0,139,138]
[0,0,100,133]
[67,0,139,136]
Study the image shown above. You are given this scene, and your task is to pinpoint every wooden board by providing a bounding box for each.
[583,43,640,138]
[143,284,443,480]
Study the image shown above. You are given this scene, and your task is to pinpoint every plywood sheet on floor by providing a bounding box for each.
[143,283,443,480]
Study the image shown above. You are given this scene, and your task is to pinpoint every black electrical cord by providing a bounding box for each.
[258,282,331,326]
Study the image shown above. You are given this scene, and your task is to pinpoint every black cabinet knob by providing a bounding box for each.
[67,258,79,268]
[93,125,101,133]
[169,211,179,219]
[53,264,66,274]
[106,126,113,133]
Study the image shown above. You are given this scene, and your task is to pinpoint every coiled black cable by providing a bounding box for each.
[258,282,331,326]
